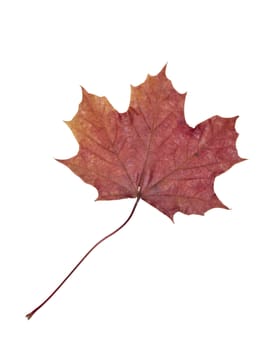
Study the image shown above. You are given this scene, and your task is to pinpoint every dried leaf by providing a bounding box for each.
[26,66,244,319]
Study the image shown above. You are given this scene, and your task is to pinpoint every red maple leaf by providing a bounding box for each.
[26,66,244,319]
[58,65,243,219]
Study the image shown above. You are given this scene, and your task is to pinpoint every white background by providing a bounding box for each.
[0,0,262,349]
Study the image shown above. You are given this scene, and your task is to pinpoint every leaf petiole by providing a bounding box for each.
[26,192,141,320]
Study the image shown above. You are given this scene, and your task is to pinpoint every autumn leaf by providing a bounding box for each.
[58,65,243,219]
[26,65,244,319]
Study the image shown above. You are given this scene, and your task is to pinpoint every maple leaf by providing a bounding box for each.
[26,66,244,319]
[58,65,243,219]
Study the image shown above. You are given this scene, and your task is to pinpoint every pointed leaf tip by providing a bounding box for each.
[159,63,168,76]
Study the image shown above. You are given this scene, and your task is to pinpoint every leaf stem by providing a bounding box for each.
[26,193,141,320]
